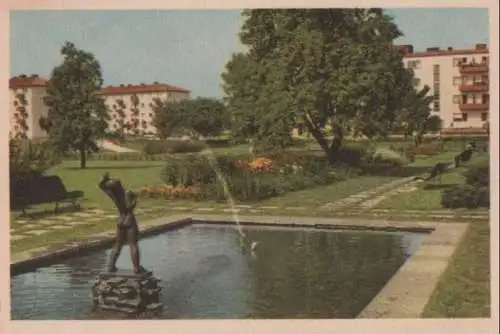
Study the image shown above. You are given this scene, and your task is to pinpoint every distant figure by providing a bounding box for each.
[414,162,449,183]
[454,144,476,168]
[98,172,146,274]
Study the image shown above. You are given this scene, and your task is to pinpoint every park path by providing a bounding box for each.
[10,175,489,247]
[98,139,138,153]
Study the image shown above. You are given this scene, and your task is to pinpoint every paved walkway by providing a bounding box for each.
[10,201,489,244]
[10,172,489,245]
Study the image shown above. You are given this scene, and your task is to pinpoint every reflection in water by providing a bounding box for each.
[11,225,426,320]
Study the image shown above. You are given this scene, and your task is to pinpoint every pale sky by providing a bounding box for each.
[10,8,489,98]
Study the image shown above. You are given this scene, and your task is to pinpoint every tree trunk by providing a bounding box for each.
[328,124,344,164]
[79,145,87,169]
[304,119,333,163]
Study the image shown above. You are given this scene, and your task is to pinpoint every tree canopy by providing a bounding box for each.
[153,97,229,139]
[40,41,109,168]
[222,9,435,160]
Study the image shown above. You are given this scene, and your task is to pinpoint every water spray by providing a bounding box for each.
[196,135,256,253]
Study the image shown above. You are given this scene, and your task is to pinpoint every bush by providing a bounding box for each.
[9,139,62,208]
[441,185,489,209]
[366,148,409,167]
[463,161,489,187]
[334,144,369,166]
[143,140,205,155]
[404,142,441,157]
[441,159,490,209]
[149,150,357,202]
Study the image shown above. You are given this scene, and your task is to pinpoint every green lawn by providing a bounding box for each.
[48,160,166,210]
[376,152,489,211]
[259,175,399,207]
[423,220,490,317]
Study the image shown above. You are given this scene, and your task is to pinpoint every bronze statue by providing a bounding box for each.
[98,172,146,274]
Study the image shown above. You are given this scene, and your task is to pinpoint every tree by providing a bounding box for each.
[111,98,128,137]
[130,94,141,136]
[395,79,436,145]
[40,41,110,168]
[153,97,229,139]
[222,9,427,162]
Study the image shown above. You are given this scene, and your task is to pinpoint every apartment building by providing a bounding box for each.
[99,83,190,135]
[9,75,50,139]
[8,75,190,138]
[398,43,489,135]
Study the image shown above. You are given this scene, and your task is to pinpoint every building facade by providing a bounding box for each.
[399,43,489,135]
[8,76,190,139]
[99,83,190,136]
[9,75,50,139]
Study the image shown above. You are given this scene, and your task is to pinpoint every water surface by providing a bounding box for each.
[11,224,426,319]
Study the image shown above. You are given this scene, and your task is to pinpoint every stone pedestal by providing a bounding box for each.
[92,270,163,315]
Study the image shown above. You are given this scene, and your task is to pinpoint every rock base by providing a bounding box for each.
[92,270,163,315]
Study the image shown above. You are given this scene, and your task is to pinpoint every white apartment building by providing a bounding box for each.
[8,76,190,138]
[99,83,190,135]
[399,43,489,135]
[9,75,50,139]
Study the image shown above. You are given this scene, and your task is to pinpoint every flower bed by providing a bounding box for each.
[137,152,361,202]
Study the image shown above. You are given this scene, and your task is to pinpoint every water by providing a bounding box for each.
[11,224,426,320]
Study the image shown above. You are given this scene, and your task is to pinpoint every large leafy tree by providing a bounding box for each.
[153,97,229,139]
[223,9,429,162]
[40,42,110,168]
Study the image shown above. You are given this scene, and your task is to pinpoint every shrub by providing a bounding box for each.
[366,148,409,167]
[160,154,217,187]
[143,140,205,155]
[463,160,489,187]
[9,139,62,208]
[335,144,368,166]
[404,142,441,157]
[441,185,489,209]
[154,150,356,202]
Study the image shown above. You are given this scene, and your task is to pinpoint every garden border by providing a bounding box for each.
[10,214,469,319]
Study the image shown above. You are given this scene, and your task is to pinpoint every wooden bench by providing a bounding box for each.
[13,175,84,216]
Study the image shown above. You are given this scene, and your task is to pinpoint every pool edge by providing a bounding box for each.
[10,213,469,319]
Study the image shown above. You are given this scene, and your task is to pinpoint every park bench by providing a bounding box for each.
[13,175,84,216]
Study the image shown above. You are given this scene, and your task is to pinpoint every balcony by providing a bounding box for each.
[459,63,488,74]
[459,82,489,92]
[459,103,489,111]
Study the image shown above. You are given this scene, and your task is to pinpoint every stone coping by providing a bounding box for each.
[10,213,469,319]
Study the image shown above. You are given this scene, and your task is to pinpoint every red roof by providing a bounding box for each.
[98,83,190,95]
[401,44,489,59]
[9,75,190,95]
[9,75,48,89]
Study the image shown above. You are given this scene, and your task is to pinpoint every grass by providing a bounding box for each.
[376,152,489,211]
[422,220,490,317]
[9,138,491,319]
[49,160,165,210]
[259,175,400,207]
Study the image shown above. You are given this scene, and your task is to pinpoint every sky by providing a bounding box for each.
[10,8,490,98]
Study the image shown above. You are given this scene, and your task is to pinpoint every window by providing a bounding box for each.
[407,60,421,69]
[433,64,440,112]
[452,76,463,86]
[452,95,462,104]
[481,112,488,121]
[481,56,488,64]
[453,113,464,121]
[462,113,468,121]
[482,94,489,104]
